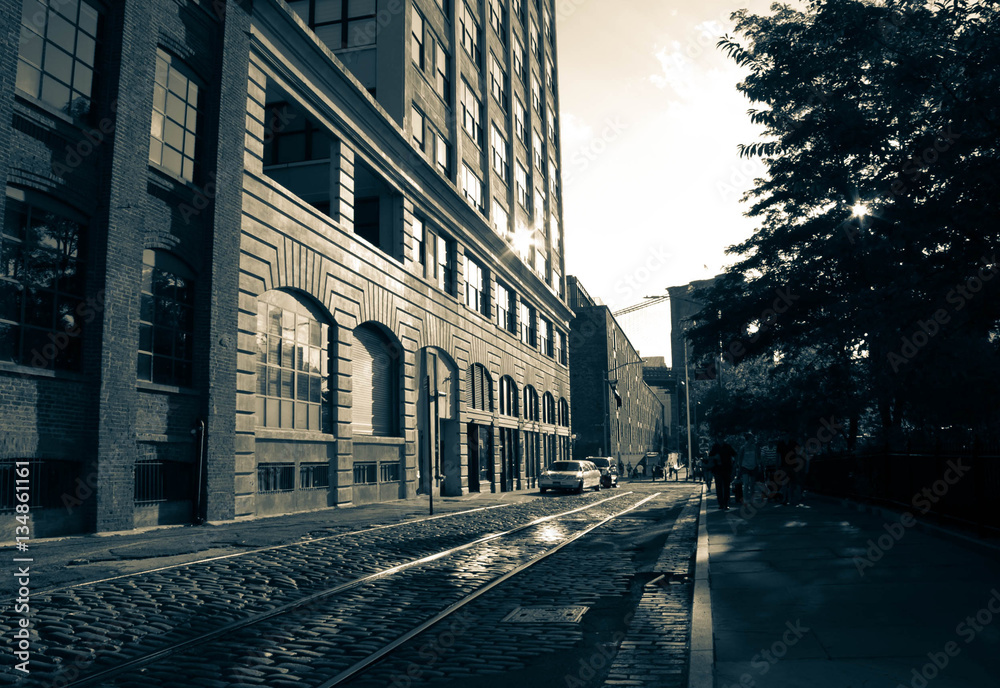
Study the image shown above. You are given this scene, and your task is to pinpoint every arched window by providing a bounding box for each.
[558,398,570,427]
[256,291,331,432]
[523,385,539,421]
[466,363,493,411]
[499,375,519,417]
[139,250,195,386]
[352,323,400,437]
[542,392,555,424]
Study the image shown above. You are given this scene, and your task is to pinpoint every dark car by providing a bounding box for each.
[586,456,619,488]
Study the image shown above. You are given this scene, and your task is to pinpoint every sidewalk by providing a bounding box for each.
[700,492,1000,687]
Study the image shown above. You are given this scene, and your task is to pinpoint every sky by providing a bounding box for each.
[556,0,776,360]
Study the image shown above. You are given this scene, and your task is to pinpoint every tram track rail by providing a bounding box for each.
[62,492,643,688]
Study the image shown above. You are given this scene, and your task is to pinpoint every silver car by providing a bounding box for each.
[539,460,603,494]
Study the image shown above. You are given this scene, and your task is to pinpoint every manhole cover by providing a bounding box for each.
[501,606,589,623]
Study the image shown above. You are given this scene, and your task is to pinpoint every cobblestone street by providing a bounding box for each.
[2,483,701,687]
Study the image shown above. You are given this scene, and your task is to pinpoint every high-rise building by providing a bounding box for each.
[0,0,571,538]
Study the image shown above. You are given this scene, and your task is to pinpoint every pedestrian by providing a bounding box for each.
[737,432,760,504]
[618,458,625,477]
[625,461,633,480]
[637,462,645,480]
[701,453,717,493]
[708,437,735,509]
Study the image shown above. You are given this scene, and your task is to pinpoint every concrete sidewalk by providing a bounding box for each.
[701,493,1000,688]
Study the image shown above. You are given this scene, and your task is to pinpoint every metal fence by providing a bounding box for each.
[809,452,1000,534]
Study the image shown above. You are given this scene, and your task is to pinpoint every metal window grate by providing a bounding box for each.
[257,463,295,493]
[379,462,401,483]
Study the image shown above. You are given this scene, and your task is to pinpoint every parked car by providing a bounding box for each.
[586,456,619,488]
[539,460,603,494]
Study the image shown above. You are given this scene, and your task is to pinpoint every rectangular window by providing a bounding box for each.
[353,462,377,484]
[414,216,425,268]
[554,329,566,364]
[149,49,202,183]
[460,3,481,65]
[464,254,488,317]
[380,462,401,482]
[547,105,558,145]
[489,53,508,111]
[491,123,509,181]
[258,463,295,493]
[17,0,100,119]
[492,199,508,235]
[514,98,526,142]
[422,225,456,294]
[462,163,484,210]
[488,0,506,43]
[530,17,540,59]
[300,463,330,488]
[496,283,516,334]
[539,317,552,356]
[434,42,450,104]
[545,56,555,93]
[515,162,529,209]
[532,131,544,172]
[0,194,88,371]
[534,188,546,229]
[461,80,482,145]
[433,128,450,176]
[139,250,196,388]
[264,102,331,165]
[544,5,553,47]
[531,73,541,112]
[411,104,425,148]
[512,0,523,23]
[512,37,526,85]
[411,5,425,68]
[519,302,535,346]
[294,0,378,51]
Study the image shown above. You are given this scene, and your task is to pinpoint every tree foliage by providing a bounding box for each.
[688,0,1000,448]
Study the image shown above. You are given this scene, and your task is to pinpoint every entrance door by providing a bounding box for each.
[467,423,480,492]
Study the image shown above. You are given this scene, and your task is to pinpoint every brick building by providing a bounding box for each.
[566,277,663,468]
[0,0,571,538]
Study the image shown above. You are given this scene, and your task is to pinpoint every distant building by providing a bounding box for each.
[667,278,717,456]
[641,356,675,452]
[567,277,663,466]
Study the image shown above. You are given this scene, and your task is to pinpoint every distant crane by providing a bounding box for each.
[612,294,670,318]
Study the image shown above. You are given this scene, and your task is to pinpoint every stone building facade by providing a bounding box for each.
[0,0,571,538]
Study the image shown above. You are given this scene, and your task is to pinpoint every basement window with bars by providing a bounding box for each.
[258,463,295,493]
[353,462,377,484]
[0,459,81,512]
[134,459,194,504]
[300,463,330,489]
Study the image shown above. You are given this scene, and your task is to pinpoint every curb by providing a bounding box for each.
[688,485,713,688]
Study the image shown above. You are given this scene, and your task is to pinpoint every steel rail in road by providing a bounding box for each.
[65,491,640,688]
[316,491,663,688]
[28,502,518,599]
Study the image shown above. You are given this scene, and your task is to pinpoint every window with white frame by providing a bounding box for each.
[461,80,482,145]
[513,37,526,85]
[488,0,506,43]
[532,130,543,171]
[491,123,509,181]
[411,5,425,68]
[434,42,450,104]
[489,53,508,111]
[492,199,508,235]
[432,128,450,176]
[496,282,516,334]
[547,105,558,145]
[411,104,425,148]
[531,72,541,112]
[462,163,484,210]
[464,254,488,317]
[460,3,481,65]
[538,316,552,357]
[514,98,526,142]
[519,301,535,346]
[515,162,529,209]
[530,17,539,59]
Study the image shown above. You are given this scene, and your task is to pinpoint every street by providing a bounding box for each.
[0,483,701,687]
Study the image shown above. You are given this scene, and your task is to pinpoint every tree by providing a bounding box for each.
[689,0,1000,448]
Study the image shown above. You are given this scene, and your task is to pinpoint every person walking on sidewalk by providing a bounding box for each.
[738,432,760,504]
[709,438,735,509]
